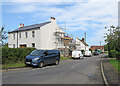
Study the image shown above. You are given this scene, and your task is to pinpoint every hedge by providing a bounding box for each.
[110,50,119,58]
[2,48,36,64]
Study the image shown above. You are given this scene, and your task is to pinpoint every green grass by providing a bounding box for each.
[109,59,120,74]
[60,56,72,60]
[2,61,26,69]
[2,57,71,69]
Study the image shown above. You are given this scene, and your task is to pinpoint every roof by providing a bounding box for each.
[77,38,89,46]
[9,21,51,33]
[90,46,104,50]
[80,40,89,46]
[61,36,73,40]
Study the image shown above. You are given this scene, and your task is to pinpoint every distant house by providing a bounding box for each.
[75,38,89,51]
[8,17,65,50]
[90,46,104,52]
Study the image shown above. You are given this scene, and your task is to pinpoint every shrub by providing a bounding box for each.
[2,48,36,64]
[110,50,119,58]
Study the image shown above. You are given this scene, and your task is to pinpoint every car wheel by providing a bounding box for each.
[39,62,44,68]
[55,60,59,65]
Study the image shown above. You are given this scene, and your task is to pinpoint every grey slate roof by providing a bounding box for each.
[9,21,51,33]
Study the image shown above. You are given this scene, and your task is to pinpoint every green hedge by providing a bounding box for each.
[2,48,36,64]
[110,50,119,58]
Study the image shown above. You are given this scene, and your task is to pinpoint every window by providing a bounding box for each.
[19,33,21,39]
[32,31,35,37]
[13,34,15,39]
[32,43,35,47]
[13,44,15,48]
[43,51,48,56]
[25,32,28,38]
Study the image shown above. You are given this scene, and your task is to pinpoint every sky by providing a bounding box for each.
[1,0,119,47]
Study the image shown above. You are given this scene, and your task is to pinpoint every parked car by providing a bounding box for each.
[25,50,60,68]
[72,50,83,59]
[84,50,92,57]
[93,51,99,55]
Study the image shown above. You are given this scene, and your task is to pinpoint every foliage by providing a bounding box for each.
[0,27,8,46]
[95,49,98,51]
[2,48,36,64]
[104,26,120,59]
[110,50,119,58]
[89,49,93,53]
[81,49,85,54]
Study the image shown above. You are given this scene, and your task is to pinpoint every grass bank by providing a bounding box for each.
[2,62,26,69]
[109,59,120,74]
[2,57,72,69]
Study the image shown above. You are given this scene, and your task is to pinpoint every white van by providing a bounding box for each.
[84,51,92,57]
[72,50,83,59]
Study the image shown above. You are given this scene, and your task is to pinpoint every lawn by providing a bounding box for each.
[2,61,26,69]
[109,59,120,74]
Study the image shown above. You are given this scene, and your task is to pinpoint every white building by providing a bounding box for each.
[75,38,89,51]
[8,17,65,50]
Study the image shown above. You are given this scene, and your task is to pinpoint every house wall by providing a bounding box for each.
[8,19,65,50]
[80,41,89,51]
[75,38,81,50]
[8,28,41,48]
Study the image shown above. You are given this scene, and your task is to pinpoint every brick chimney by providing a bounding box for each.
[82,38,84,42]
[50,17,56,23]
[23,23,24,26]
[19,23,22,28]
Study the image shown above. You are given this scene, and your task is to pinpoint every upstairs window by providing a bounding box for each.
[19,33,21,39]
[32,31,35,37]
[13,33,15,40]
[25,32,28,38]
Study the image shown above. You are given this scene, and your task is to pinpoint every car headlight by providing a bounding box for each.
[33,58,39,61]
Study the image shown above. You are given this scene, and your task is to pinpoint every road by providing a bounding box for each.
[2,54,106,84]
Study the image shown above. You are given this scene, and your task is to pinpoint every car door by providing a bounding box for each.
[48,50,56,63]
[43,51,51,65]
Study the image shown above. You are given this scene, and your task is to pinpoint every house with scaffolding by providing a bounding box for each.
[8,17,75,56]
[8,17,65,50]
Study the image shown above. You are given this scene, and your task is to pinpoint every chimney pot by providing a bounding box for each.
[19,23,22,28]
[51,17,55,20]
[82,38,84,42]
[23,24,24,26]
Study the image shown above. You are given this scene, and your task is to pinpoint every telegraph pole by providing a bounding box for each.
[100,41,101,46]
[85,32,86,51]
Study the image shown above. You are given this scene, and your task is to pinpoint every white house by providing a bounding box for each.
[8,17,65,50]
[75,38,89,51]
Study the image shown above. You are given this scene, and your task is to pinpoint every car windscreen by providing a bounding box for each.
[30,50,44,56]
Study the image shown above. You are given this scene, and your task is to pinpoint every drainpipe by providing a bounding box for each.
[17,31,18,48]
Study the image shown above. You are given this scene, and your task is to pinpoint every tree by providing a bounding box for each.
[104,26,120,59]
[0,27,8,46]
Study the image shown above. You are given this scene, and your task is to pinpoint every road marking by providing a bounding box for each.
[2,76,8,79]
[71,63,81,69]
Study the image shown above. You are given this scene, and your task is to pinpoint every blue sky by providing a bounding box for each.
[1,0,119,47]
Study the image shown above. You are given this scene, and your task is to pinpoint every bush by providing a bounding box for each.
[110,50,118,58]
[2,48,36,64]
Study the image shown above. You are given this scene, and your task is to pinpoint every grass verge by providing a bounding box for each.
[109,59,120,74]
[2,61,26,69]
[2,57,72,69]
[60,56,72,60]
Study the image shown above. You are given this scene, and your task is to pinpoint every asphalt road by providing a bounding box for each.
[2,54,106,84]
